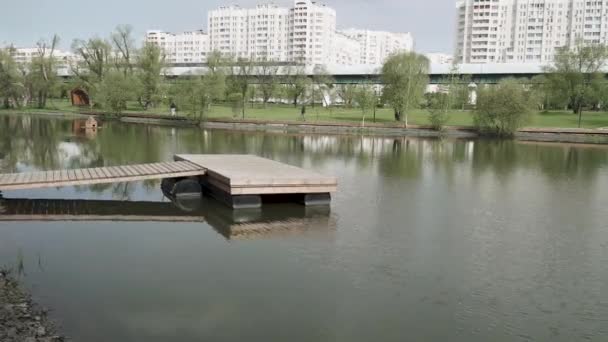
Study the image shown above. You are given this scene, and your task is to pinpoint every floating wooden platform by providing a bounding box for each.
[175,154,337,195]
[0,161,206,191]
[0,155,337,209]
[175,154,337,208]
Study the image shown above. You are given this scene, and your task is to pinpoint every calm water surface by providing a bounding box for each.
[1,114,608,341]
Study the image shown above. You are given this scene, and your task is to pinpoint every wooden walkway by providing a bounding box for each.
[0,161,206,191]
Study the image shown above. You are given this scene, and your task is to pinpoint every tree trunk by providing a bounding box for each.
[578,106,583,128]
[394,110,402,121]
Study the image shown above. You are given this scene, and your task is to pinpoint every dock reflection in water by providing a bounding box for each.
[0,196,335,241]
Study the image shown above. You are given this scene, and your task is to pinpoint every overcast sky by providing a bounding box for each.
[0,0,456,53]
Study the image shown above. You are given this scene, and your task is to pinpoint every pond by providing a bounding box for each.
[1,114,608,341]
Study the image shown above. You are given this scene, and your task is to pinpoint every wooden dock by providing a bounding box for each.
[0,154,337,209]
[175,154,337,208]
[0,161,206,191]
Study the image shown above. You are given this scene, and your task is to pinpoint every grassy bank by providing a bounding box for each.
[5,99,608,129]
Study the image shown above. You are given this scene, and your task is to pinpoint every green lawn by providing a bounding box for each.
[5,99,608,129]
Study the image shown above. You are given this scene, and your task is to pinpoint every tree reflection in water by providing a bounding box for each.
[1,113,608,195]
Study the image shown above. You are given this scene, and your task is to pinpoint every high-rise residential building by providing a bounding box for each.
[208,3,290,61]
[455,0,608,64]
[145,30,209,63]
[339,29,414,64]
[288,0,337,64]
[147,1,413,66]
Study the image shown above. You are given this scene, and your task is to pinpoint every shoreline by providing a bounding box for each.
[0,271,64,342]
[6,110,608,144]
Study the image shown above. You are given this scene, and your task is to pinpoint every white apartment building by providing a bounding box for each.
[288,0,337,64]
[456,0,608,64]
[333,33,361,65]
[148,1,413,66]
[10,47,76,69]
[339,28,414,64]
[208,3,290,61]
[425,52,455,64]
[145,30,209,63]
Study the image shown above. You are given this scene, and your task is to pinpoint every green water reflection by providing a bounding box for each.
[1,113,608,341]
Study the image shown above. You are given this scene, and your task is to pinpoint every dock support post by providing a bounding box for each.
[301,193,331,206]
[230,195,263,209]
[200,179,262,209]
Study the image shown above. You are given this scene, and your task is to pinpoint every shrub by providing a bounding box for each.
[474,79,533,136]
[95,71,135,115]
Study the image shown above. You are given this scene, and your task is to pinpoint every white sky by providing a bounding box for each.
[1,0,456,53]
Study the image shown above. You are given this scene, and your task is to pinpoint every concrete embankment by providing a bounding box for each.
[12,110,608,144]
[98,112,608,144]
[0,271,64,342]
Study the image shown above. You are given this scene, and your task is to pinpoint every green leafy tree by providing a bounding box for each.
[255,58,279,107]
[169,77,202,118]
[227,92,243,118]
[71,37,113,103]
[427,93,451,131]
[136,42,165,109]
[381,52,430,126]
[111,25,136,76]
[170,73,225,121]
[204,50,227,110]
[0,47,25,108]
[427,64,461,130]
[27,35,60,108]
[284,66,310,107]
[474,79,534,137]
[451,73,472,110]
[336,84,357,108]
[312,65,335,108]
[202,71,226,112]
[225,56,253,118]
[543,42,608,127]
[356,85,377,127]
[96,71,136,115]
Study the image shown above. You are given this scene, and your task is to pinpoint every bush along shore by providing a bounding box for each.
[0,270,65,342]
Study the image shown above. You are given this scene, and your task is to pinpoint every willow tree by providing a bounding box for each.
[543,42,608,127]
[381,52,429,126]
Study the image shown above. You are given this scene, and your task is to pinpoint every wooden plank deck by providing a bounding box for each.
[175,154,337,195]
[0,161,206,191]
